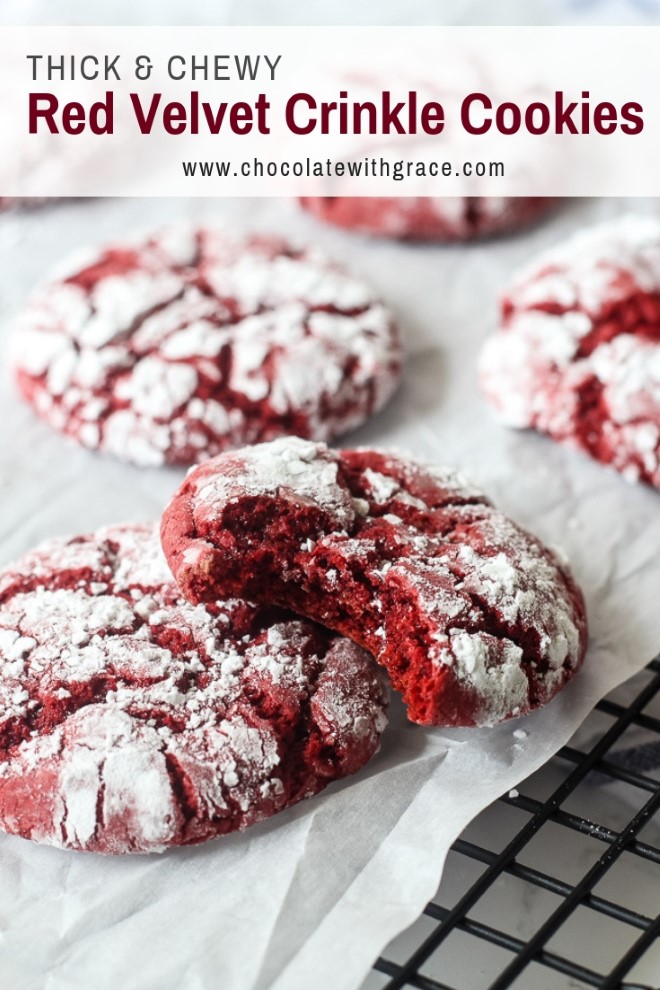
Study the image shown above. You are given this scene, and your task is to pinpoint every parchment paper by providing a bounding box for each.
[1,194,660,990]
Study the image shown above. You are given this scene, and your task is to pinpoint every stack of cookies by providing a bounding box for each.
[12,208,646,856]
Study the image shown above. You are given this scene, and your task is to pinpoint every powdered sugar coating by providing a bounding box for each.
[300,197,553,242]
[0,524,387,854]
[162,438,587,728]
[12,226,402,467]
[480,215,660,487]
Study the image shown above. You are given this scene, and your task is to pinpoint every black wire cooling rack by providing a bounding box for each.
[367,658,660,990]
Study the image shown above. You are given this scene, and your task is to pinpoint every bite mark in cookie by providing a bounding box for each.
[161,438,587,728]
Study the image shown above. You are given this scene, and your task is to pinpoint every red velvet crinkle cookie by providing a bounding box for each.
[480,216,660,486]
[161,438,588,729]
[12,227,401,467]
[300,197,553,242]
[0,524,387,854]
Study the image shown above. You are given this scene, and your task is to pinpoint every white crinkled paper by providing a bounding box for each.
[1,194,660,990]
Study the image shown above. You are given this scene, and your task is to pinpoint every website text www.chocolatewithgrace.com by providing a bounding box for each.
[180,156,506,182]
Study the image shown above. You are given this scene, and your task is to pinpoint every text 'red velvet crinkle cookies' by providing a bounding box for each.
[161,438,588,729]
[300,197,553,242]
[12,226,402,467]
[0,524,387,854]
[480,215,660,487]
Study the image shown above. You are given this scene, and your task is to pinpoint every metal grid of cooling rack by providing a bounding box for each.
[369,659,660,990]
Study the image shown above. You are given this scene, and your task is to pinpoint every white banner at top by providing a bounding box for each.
[2,25,660,196]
